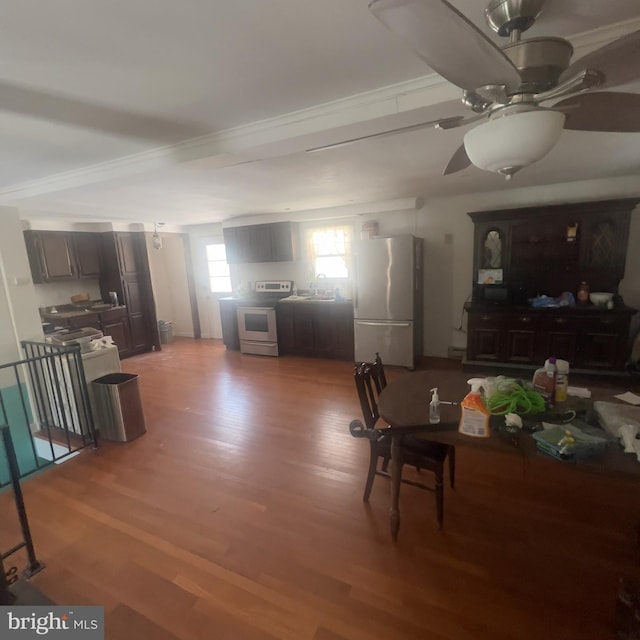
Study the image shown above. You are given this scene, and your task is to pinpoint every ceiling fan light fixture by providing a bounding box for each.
[463,109,565,179]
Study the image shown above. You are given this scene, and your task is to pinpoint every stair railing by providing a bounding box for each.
[0,424,45,605]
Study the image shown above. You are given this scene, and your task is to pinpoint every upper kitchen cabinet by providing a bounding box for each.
[72,232,102,277]
[24,230,102,283]
[223,221,297,264]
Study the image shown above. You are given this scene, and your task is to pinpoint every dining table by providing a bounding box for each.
[376,370,640,539]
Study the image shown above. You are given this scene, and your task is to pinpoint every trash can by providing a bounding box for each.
[91,373,147,442]
[158,320,174,344]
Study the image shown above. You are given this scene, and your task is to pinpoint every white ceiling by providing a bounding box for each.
[1,0,639,226]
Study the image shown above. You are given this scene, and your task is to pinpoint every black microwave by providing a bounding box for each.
[478,285,510,305]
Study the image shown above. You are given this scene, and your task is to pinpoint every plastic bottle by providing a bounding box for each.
[429,388,440,424]
[555,359,570,403]
[532,357,557,405]
[577,281,590,305]
[458,378,491,438]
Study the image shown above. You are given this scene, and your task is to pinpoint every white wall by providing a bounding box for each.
[146,232,194,337]
[0,208,43,368]
[33,279,102,309]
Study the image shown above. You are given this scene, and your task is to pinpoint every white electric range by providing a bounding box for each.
[236,280,293,356]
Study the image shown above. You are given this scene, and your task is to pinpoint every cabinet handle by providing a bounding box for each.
[554,318,567,325]
[600,318,615,325]
[481,315,491,321]
[519,316,532,323]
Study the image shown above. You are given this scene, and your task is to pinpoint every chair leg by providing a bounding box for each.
[448,446,455,489]
[381,455,390,472]
[435,465,444,529]
[390,437,403,540]
[363,442,378,502]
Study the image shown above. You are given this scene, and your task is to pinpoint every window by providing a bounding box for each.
[307,226,352,279]
[206,243,231,293]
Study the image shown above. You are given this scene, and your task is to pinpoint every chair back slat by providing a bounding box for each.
[353,355,387,430]
[373,352,387,391]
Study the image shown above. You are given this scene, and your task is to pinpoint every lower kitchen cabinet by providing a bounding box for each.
[68,313,101,331]
[219,298,240,350]
[99,307,132,358]
[41,306,132,358]
[276,301,354,360]
[465,304,636,372]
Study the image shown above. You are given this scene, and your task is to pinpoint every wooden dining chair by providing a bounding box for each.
[350,354,455,529]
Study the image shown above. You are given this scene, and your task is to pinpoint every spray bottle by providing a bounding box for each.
[458,378,491,438]
[429,388,440,424]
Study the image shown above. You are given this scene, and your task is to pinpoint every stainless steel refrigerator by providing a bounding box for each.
[353,235,424,368]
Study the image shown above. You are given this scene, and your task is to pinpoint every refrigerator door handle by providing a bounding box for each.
[355,321,412,327]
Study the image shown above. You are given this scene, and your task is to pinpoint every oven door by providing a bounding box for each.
[236,306,278,355]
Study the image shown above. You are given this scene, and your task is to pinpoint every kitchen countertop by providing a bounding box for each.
[219,295,352,305]
[278,296,352,304]
[41,304,126,320]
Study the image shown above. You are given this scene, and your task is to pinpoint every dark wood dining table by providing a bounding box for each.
[377,370,640,538]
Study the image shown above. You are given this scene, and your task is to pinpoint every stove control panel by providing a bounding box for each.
[255,280,293,294]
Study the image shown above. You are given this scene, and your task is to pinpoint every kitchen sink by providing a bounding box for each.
[302,295,335,301]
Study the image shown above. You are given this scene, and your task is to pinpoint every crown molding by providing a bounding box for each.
[219,197,424,227]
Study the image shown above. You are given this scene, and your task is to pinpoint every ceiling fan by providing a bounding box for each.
[316,0,640,179]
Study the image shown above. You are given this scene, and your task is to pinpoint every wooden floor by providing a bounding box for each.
[2,338,640,640]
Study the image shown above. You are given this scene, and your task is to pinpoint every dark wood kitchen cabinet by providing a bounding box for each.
[276,301,354,360]
[223,222,297,264]
[99,307,132,358]
[24,231,102,283]
[40,306,132,358]
[219,298,240,350]
[99,232,158,356]
[72,232,102,277]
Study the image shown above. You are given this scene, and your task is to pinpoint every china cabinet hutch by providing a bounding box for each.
[464,198,638,373]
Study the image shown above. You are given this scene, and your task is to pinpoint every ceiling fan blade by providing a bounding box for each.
[443,144,471,175]
[0,80,208,143]
[306,115,466,153]
[555,91,640,132]
[435,112,485,130]
[369,0,521,92]
[559,29,640,89]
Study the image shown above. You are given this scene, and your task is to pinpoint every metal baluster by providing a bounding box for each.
[0,425,45,578]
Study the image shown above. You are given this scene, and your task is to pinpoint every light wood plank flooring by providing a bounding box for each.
[2,338,640,640]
